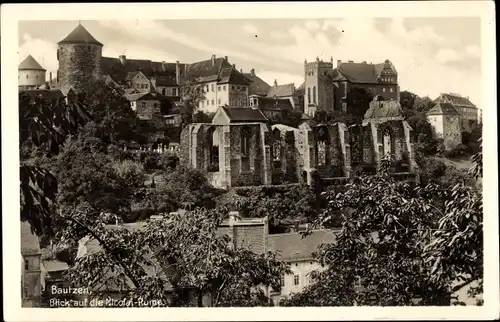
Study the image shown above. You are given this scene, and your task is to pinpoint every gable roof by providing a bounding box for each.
[100,57,184,85]
[155,75,178,87]
[435,93,477,108]
[124,92,159,102]
[334,60,396,84]
[267,83,295,98]
[58,23,103,46]
[426,102,461,116]
[243,72,271,96]
[364,96,404,119]
[21,221,41,256]
[19,55,46,71]
[268,230,337,262]
[220,106,268,123]
[218,67,251,85]
[256,97,293,111]
[186,57,231,82]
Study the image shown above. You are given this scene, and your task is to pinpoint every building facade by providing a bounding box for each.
[426,102,462,151]
[124,92,161,120]
[18,55,47,90]
[21,221,42,307]
[433,93,479,132]
[303,57,400,117]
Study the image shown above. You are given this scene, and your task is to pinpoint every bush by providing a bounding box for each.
[113,159,145,188]
[444,144,467,158]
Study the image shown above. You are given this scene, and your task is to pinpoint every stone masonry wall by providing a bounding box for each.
[58,43,102,95]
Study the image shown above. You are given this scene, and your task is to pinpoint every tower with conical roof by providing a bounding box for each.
[57,23,103,95]
[18,55,47,90]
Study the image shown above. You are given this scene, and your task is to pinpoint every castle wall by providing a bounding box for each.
[57,43,102,95]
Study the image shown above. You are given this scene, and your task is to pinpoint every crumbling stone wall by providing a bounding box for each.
[58,43,102,95]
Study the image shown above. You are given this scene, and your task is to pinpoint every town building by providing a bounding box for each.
[21,221,42,307]
[18,55,47,90]
[433,93,479,132]
[303,57,400,117]
[180,96,416,189]
[124,92,161,120]
[426,102,462,151]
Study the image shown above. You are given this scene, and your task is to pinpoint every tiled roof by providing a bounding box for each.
[426,102,461,116]
[221,106,268,123]
[364,97,404,119]
[42,260,69,272]
[58,24,103,46]
[123,92,159,102]
[20,89,65,101]
[435,93,477,108]
[100,57,183,84]
[267,230,337,262]
[186,57,231,81]
[125,71,141,81]
[155,75,178,86]
[21,221,41,256]
[257,97,293,111]
[19,55,46,71]
[267,83,295,98]
[218,67,251,85]
[271,124,299,133]
[243,72,271,96]
[124,88,141,95]
[334,60,396,84]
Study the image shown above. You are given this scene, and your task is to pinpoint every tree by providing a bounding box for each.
[345,86,374,125]
[413,96,434,113]
[193,111,214,123]
[399,90,418,112]
[61,207,290,307]
[179,80,206,127]
[281,165,482,306]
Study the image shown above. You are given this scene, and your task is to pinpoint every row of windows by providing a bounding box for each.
[380,77,395,83]
[307,87,317,104]
[280,273,314,287]
[201,98,247,107]
[135,83,149,89]
[203,84,247,93]
[161,88,178,96]
[19,74,42,80]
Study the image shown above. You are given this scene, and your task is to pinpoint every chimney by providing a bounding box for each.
[119,55,126,65]
[337,60,341,67]
[251,68,255,76]
[330,57,333,64]
[211,54,216,66]
[224,56,228,61]
[232,64,236,69]
[348,60,354,63]
[161,61,166,71]
[240,69,243,73]
[274,79,278,87]
[49,72,52,84]
[175,61,180,85]
[362,61,367,64]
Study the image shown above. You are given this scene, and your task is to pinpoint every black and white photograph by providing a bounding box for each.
[2,2,498,321]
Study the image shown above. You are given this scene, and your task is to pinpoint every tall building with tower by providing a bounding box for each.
[57,23,103,95]
[303,57,335,117]
[18,55,47,90]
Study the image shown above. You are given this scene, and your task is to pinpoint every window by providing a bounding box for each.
[382,87,386,92]
[307,87,311,104]
[36,75,38,79]
[162,88,166,95]
[218,86,221,91]
[242,86,246,91]
[207,127,219,172]
[201,100,204,107]
[172,88,177,96]
[312,86,316,104]
[241,126,251,172]
[211,84,215,92]
[206,85,209,92]
[237,86,240,91]
[26,75,28,79]
[223,85,226,91]
[316,126,329,166]
[231,85,235,91]
[207,100,209,106]
[293,275,300,286]
[272,129,281,163]
[218,99,221,105]
[211,99,214,106]
[383,128,392,156]
[24,260,29,270]
[390,88,394,93]
[280,276,285,287]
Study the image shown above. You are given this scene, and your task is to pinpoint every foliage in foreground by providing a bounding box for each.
[61,207,290,307]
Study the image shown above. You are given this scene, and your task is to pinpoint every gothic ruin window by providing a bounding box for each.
[272,129,281,163]
[316,126,329,167]
[207,127,219,172]
[241,126,251,172]
[383,127,393,156]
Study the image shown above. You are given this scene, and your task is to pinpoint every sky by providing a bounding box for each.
[18,17,482,106]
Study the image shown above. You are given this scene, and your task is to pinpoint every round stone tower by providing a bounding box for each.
[18,55,46,90]
[57,23,103,95]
